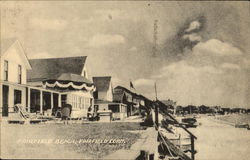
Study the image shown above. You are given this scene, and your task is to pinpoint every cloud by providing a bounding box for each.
[185,20,201,33]
[112,77,123,86]
[193,39,242,56]
[29,18,67,30]
[161,61,223,76]
[129,46,137,52]
[183,33,201,42]
[221,63,240,70]
[242,58,250,68]
[28,51,54,59]
[162,16,206,54]
[133,78,154,87]
[86,34,125,48]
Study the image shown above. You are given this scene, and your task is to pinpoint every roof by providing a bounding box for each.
[113,91,125,102]
[1,38,32,69]
[92,76,111,92]
[114,86,140,98]
[114,86,134,95]
[27,56,87,82]
[1,38,17,56]
[52,73,92,84]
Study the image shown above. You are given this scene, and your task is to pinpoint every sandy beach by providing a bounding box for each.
[189,116,250,160]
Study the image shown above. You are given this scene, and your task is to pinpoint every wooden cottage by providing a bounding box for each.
[92,76,127,120]
[0,39,32,117]
[27,56,95,118]
[113,86,141,117]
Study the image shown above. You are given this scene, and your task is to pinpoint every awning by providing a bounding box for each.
[42,73,95,91]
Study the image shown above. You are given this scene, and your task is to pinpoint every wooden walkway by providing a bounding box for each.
[104,127,158,159]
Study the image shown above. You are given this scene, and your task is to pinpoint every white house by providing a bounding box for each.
[27,56,95,118]
[93,76,127,120]
[0,38,32,117]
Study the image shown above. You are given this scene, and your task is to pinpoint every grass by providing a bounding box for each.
[1,122,145,159]
[217,114,250,124]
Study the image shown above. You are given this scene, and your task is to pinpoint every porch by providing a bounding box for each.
[27,86,62,116]
[94,100,127,120]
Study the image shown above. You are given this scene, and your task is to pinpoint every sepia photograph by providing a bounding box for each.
[0,1,249,160]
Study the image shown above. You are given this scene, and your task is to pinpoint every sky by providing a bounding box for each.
[1,1,250,108]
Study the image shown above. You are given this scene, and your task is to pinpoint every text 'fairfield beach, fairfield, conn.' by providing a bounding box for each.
[17,138,126,144]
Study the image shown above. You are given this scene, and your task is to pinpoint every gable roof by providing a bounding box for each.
[27,56,87,82]
[92,76,111,92]
[0,38,17,56]
[114,86,135,96]
[113,90,125,102]
[1,38,31,69]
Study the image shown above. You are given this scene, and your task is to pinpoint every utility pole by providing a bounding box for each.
[152,19,158,57]
[154,82,158,101]
[154,82,159,128]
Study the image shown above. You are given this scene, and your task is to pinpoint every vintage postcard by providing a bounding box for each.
[0,1,249,160]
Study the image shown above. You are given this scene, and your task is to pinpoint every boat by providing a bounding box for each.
[235,123,249,128]
[181,117,198,128]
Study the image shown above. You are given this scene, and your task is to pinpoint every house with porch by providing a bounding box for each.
[0,39,32,118]
[92,76,127,120]
[27,56,95,118]
[113,86,140,117]
[1,38,95,119]
[113,86,153,117]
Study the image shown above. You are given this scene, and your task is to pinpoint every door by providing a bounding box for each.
[14,89,22,105]
[2,85,9,117]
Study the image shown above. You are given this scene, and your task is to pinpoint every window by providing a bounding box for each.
[93,91,98,99]
[83,71,86,77]
[18,65,22,84]
[85,98,90,108]
[61,95,67,107]
[108,105,120,113]
[4,60,8,81]
[81,98,84,109]
[14,90,22,105]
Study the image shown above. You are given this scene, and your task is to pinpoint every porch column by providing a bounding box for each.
[58,94,61,107]
[51,92,54,109]
[27,88,31,112]
[8,85,14,112]
[83,97,86,109]
[0,84,2,112]
[40,90,43,114]
[91,98,94,107]
[119,104,122,113]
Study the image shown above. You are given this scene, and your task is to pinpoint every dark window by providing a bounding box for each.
[61,94,67,107]
[14,89,22,105]
[18,65,22,84]
[108,105,120,113]
[4,60,8,81]
[93,91,98,99]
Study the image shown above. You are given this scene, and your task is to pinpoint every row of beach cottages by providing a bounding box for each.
[0,39,153,121]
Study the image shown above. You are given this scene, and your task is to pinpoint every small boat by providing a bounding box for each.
[181,117,198,128]
[235,123,249,128]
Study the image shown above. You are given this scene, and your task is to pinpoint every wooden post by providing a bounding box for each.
[58,94,61,107]
[155,103,159,128]
[40,90,43,114]
[149,153,154,160]
[27,88,31,112]
[191,135,195,160]
[51,92,54,109]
